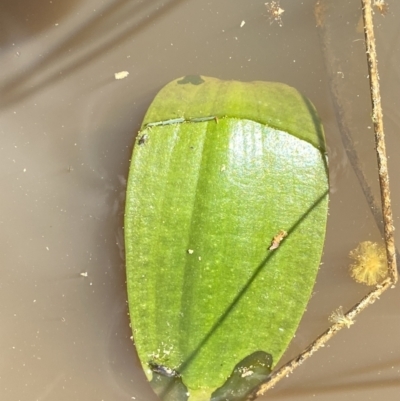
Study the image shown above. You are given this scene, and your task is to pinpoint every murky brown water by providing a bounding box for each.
[1,0,399,400]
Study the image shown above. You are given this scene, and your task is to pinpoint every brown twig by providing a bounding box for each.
[249,278,393,399]
[360,0,398,283]
[246,1,397,398]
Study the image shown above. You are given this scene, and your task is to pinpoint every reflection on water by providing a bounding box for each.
[1,0,399,400]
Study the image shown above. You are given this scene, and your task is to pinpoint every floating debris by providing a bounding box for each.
[265,1,285,27]
[349,241,388,286]
[114,71,129,80]
[269,230,287,250]
[329,306,354,328]
[373,0,389,15]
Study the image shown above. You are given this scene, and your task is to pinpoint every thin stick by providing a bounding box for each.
[361,0,398,283]
[249,278,393,399]
[246,1,397,398]
[316,1,399,268]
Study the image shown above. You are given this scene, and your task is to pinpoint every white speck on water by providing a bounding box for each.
[114,71,129,80]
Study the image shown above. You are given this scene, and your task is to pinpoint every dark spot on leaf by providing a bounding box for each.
[138,134,148,145]
[150,363,188,401]
[177,75,205,85]
[149,361,181,378]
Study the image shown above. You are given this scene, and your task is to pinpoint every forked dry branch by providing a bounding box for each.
[246,1,398,398]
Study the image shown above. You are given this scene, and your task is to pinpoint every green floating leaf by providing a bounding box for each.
[125,76,329,401]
